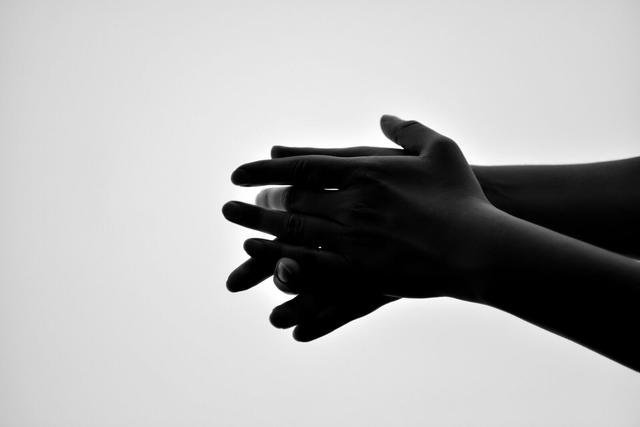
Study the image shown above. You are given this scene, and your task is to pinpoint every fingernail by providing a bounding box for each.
[231,168,250,186]
[276,261,292,284]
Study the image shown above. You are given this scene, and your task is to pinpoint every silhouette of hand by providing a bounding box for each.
[223,115,495,301]
[223,238,398,341]
[257,256,398,341]
[224,118,640,369]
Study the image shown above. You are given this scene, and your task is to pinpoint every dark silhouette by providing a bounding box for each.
[222,115,640,372]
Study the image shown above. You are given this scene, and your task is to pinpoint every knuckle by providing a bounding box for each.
[430,135,460,157]
[395,120,422,140]
[353,158,385,183]
[285,213,305,241]
[292,158,317,187]
[282,187,295,210]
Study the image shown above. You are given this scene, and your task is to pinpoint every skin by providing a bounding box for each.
[222,115,640,372]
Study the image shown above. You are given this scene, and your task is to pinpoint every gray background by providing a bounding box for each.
[2,0,640,426]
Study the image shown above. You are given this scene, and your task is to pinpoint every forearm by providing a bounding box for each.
[473,157,640,257]
[473,204,640,372]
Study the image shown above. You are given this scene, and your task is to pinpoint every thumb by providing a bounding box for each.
[380,114,444,155]
[274,257,301,294]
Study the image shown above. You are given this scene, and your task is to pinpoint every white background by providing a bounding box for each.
[2,1,640,426]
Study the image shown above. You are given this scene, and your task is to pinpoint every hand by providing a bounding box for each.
[223,120,438,343]
[224,149,409,294]
[223,115,497,301]
[225,238,398,341]
[223,117,640,370]
[264,256,398,341]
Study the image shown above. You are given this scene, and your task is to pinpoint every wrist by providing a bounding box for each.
[472,165,520,217]
[446,199,508,304]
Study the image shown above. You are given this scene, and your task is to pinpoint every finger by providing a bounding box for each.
[223,201,344,245]
[231,155,361,188]
[243,238,348,293]
[273,257,300,294]
[226,257,273,292]
[271,146,404,158]
[380,114,449,156]
[292,295,398,342]
[270,293,330,329]
[255,186,345,218]
[273,255,350,295]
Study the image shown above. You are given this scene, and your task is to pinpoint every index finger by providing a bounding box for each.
[270,146,405,158]
[231,155,361,188]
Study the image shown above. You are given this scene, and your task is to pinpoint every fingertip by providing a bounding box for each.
[226,265,252,292]
[292,326,314,342]
[242,238,254,255]
[278,257,300,271]
[380,114,402,126]
[275,258,293,282]
[226,280,242,293]
[271,145,286,158]
[226,257,273,293]
[231,167,250,186]
[273,273,295,295]
[222,200,261,227]
[270,307,296,329]
[381,114,401,123]
[222,200,250,224]
[274,257,301,294]
[243,238,266,256]
[269,309,287,328]
[255,188,269,208]
[221,201,238,219]
[226,273,246,292]
[380,114,403,142]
